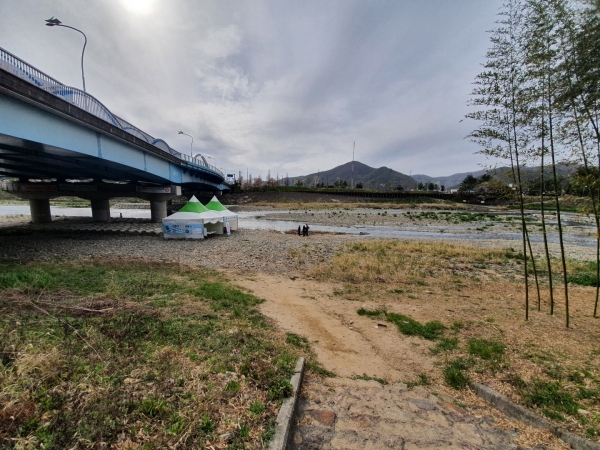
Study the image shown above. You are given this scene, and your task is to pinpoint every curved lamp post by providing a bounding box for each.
[178,131,193,157]
[205,155,216,166]
[45,17,87,92]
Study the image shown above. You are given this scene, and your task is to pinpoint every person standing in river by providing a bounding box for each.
[297,225,301,236]
[304,224,310,236]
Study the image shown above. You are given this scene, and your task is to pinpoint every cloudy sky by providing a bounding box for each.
[0,0,504,178]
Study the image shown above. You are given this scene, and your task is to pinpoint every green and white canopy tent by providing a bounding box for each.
[205,195,238,231]
[162,196,224,239]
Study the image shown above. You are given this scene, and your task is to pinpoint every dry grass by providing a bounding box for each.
[310,239,600,441]
[308,240,518,284]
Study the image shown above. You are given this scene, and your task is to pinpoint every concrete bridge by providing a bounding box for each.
[0,47,229,223]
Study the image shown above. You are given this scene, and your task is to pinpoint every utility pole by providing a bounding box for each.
[351,142,355,189]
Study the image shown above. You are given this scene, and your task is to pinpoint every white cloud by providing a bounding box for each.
[0,0,503,178]
[195,25,242,60]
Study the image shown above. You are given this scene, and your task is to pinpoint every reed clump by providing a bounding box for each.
[309,240,518,284]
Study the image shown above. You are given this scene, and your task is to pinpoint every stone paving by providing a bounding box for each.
[291,378,524,450]
[0,217,163,235]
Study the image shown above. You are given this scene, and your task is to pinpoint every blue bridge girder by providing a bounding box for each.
[0,46,229,191]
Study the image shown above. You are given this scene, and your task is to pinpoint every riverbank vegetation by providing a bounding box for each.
[0,260,309,449]
[310,239,600,440]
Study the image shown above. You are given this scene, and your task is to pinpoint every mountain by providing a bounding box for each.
[290,161,417,189]
[285,162,580,191]
[412,163,579,189]
[412,170,488,189]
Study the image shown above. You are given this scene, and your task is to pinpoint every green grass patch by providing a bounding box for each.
[566,261,598,287]
[443,358,471,390]
[357,308,445,340]
[386,313,445,340]
[468,338,505,360]
[286,332,310,349]
[430,338,459,355]
[0,260,305,449]
[357,307,386,318]
[443,358,473,390]
[523,380,580,416]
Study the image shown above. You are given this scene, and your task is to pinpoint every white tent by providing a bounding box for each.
[205,195,238,231]
[162,196,223,239]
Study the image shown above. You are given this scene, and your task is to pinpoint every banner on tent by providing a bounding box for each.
[162,223,205,236]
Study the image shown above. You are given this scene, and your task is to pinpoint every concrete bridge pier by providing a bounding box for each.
[29,198,52,224]
[150,200,167,223]
[90,198,111,223]
[5,187,58,223]
[137,190,181,223]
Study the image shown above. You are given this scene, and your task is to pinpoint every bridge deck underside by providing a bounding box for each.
[0,135,225,192]
[0,134,166,183]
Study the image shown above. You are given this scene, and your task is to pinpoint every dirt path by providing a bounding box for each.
[232,272,435,381]
[232,272,569,449]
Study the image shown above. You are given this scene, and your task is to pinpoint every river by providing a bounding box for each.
[0,204,596,247]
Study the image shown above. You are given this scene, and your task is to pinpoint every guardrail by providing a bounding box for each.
[0,46,223,178]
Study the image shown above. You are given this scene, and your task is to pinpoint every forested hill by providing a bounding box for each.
[412,170,488,189]
[290,161,417,189]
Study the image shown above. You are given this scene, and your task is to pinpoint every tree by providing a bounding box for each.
[333,179,348,188]
[467,0,534,321]
[475,179,513,200]
[465,0,600,325]
[459,175,478,192]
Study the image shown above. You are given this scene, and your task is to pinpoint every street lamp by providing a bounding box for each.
[45,17,87,92]
[178,131,193,157]
[205,155,217,166]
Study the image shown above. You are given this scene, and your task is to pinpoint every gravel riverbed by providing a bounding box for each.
[0,219,595,274]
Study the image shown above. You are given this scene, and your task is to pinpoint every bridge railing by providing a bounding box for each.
[179,154,223,177]
[0,46,223,179]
